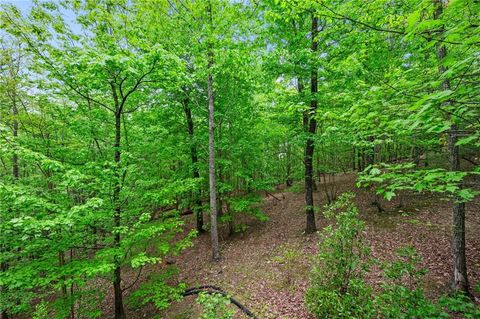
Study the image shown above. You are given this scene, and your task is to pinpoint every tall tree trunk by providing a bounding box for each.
[69,249,75,319]
[113,111,125,319]
[352,147,356,171]
[59,251,67,296]
[433,0,469,294]
[304,15,319,234]
[286,143,292,187]
[207,1,220,262]
[358,148,362,171]
[449,126,468,293]
[217,124,224,219]
[361,148,366,171]
[12,92,18,180]
[113,265,124,319]
[112,82,126,319]
[366,135,374,167]
[182,94,204,233]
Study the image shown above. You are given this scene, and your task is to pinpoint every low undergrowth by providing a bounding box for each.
[306,192,480,319]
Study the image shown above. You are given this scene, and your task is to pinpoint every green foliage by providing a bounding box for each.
[306,193,374,319]
[272,244,302,288]
[1,0,479,317]
[358,163,479,202]
[32,302,49,319]
[129,270,186,311]
[374,247,447,319]
[305,193,476,319]
[440,293,480,319]
[233,223,249,233]
[196,293,235,319]
[227,194,269,223]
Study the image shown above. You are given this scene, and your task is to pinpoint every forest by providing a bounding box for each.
[0,0,479,318]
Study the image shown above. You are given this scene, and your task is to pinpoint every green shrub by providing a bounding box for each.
[305,193,374,318]
[196,292,235,319]
[128,269,185,311]
[306,279,375,318]
[440,293,480,319]
[305,193,474,319]
[32,302,49,319]
[272,244,302,288]
[374,246,447,319]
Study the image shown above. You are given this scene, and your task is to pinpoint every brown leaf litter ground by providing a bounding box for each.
[114,173,480,319]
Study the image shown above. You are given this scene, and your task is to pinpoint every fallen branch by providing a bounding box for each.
[264,190,282,201]
[183,285,259,318]
[462,156,479,166]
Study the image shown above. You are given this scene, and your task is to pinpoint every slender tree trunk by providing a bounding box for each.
[433,0,469,294]
[111,81,126,319]
[449,125,468,293]
[58,247,73,317]
[69,249,75,319]
[12,93,18,180]
[286,143,292,187]
[367,135,374,167]
[357,148,362,171]
[113,111,125,319]
[59,251,67,296]
[113,265,124,319]
[304,15,319,234]
[217,131,224,219]
[207,1,220,262]
[182,94,204,233]
[361,148,366,171]
[352,147,356,171]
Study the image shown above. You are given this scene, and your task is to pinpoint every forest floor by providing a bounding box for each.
[122,173,480,319]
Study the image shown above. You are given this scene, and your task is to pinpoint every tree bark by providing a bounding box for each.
[286,143,292,187]
[59,251,67,296]
[12,92,18,180]
[182,93,204,233]
[304,15,319,234]
[366,135,374,167]
[449,127,468,293]
[207,1,220,262]
[112,83,126,319]
[433,0,469,294]
[352,147,356,171]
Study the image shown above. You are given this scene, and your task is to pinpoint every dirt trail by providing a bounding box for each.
[130,173,480,319]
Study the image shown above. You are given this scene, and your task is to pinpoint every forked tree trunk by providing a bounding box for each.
[304,15,319,234]
[433,0,469,294]
[207,1,220,262]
